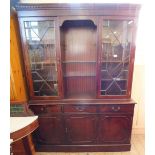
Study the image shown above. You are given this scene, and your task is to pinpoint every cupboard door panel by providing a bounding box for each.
[35,116,65,144]
[99,115,132,143]
[98,18,135,98]
[65,115,97,144]
[19,17,63,99]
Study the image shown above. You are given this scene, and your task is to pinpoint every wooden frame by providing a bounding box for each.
[97,16,137,99]
[18,17,63,100]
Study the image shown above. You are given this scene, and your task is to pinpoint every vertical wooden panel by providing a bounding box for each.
[10,13,27,103]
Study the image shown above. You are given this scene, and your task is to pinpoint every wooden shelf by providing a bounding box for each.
[101,79,128,81]
[101,61,129,63]
[62,61,96,63]
[101,69,128,72]
[33,80,57,82]
[29,43,55,46]
[64,73,96,77]
[100,89,127,92]
[65,93,96,99]
[31,61,56,65]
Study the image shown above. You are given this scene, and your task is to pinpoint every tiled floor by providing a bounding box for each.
[36,134,144,155]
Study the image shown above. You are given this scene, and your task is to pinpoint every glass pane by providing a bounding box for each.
[100,20,133,95]
[24,20,58,96]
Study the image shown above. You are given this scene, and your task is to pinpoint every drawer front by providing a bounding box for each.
[29,105,61,115]
[99,104,134,113]
[64,105,97,113]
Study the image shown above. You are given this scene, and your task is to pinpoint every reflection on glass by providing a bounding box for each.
[100,20,133,95]
[24,21,58,96]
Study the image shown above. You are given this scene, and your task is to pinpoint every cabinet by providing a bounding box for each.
[15,3,140,152]
[65,115,97,144]
[36,116,65,144]
[98,115,132,143]
[10,12,27,103]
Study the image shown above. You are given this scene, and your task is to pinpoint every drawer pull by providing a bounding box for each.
[41,107,44,111]
[40,106,46,112]
[112,106,120,111]
[75,106,86,111]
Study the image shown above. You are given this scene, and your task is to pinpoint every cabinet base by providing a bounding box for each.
[36,144,131,152]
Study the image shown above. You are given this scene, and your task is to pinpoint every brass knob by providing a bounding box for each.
[112,106,120,111]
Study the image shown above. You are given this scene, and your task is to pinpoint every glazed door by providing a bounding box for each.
[98,115,132,143]
[19,17,63,99]
[98,17,135,98]
[35,116,65,144]
[65,115,97,144]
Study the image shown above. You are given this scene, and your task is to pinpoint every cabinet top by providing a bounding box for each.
[15,3,141,10]
[15,3,141,17]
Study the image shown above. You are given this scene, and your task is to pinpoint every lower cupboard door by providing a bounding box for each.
[65,115,97,144]
[35,116,65,144]
[99,115,132,144]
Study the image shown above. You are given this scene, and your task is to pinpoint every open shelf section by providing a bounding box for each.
[61,19,97,99]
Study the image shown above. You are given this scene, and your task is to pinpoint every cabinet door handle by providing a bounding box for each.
[41,107,45,111]
[65,128,68,133]
[75,106,85,111]
[40,106,46,112]
[112,106,120,111]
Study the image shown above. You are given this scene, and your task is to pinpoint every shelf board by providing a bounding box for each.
[100,90,127,92]
[29,43,55,46]
[62,61,96,63]
[31,61,56,65]
[33,80,57,82]
[64,73,96,77]
[101,61,129,63]
[65,93,96,99]
[101,69,128,72]
[101,79,128,81]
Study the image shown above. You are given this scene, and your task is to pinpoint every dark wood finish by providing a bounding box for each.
[11,118,38,155]
[30,105,62,115]
[30,103,135,152]
[10,119,39,142]
[97,16,137,99]
[18,17,63,100]
[65,115,97,144]
[11,134,36,155]
[22,136,34,155]
[61,21,97,98]
[29,98,136,104]
[35,143,131,152]
[35,116,65,144]
[15,3,140,17]
[98,115,132,144]
[99,104,134,113]
[12,138,27,155]
[15,3,140,152]
[64,105,97,113]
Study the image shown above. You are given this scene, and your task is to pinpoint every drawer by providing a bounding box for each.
[99,104,134,113]
[64,105,97,113]
[29,105,61,115]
